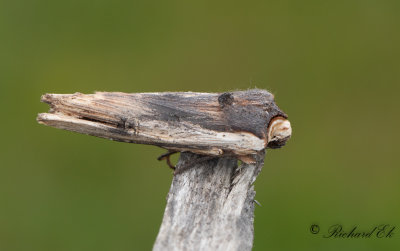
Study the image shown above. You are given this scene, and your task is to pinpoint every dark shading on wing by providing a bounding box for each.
[102,89,287,139]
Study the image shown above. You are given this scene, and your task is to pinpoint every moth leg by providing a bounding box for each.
[157,151,178,170]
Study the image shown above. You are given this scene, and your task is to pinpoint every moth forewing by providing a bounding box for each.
[38,89,291,163]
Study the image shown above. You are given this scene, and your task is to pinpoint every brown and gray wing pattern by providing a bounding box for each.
[37,89,288,159]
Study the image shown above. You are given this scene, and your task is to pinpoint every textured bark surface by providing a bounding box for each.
[153,151,265,251]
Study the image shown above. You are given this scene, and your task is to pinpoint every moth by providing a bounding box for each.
[37,89,292,163]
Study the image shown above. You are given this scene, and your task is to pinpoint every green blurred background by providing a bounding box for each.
[1,0,399,250]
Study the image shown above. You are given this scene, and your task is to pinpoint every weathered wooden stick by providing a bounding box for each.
[37,89,291,250]
[153,152,265,251]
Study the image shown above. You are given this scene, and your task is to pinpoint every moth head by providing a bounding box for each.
[266,116,292,149]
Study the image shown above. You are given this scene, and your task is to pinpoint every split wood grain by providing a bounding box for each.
[153,151,265,251]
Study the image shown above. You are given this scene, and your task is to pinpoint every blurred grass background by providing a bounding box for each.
[0,0,399,250]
